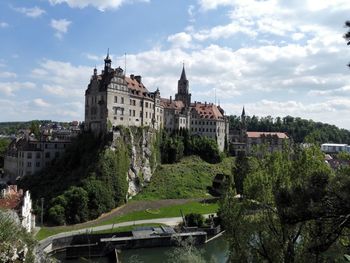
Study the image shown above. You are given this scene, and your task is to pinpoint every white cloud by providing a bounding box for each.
[50,19,71,39]
[83,53,101,61]
[193,22,256,41]
[31,59,91,98]
[0,22,9,28]
[0,71,17,78]
[33,98,50,107]
[12,6,46,18]
[167,32,192,48]
[198,0,233,11]
[48,0,149,11]
[0,82,36,96]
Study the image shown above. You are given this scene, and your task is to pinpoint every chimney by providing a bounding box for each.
[205,101,207,106]
[130,74,134,80]
[135,75,142,84]
[170,96,172,103]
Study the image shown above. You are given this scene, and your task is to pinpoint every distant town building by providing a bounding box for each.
[0,185,35,232]
[321,143,350,154]
[84,54,229,151]
[3,122,80,182]
[229,108,289,155]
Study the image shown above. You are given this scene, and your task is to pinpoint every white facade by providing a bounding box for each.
[21,190,35,232]
[4,138,70,181]
[321,143,350,153]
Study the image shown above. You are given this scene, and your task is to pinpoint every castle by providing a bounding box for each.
[84,53,229,151]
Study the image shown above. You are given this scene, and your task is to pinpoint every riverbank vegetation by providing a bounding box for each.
[220,146,350,262]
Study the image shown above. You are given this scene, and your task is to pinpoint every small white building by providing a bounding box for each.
[0,185,35,232]
[321,143,350,154]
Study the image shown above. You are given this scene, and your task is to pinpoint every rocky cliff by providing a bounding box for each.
[111,126,160,198]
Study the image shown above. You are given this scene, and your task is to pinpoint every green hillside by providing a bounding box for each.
[134,155,233,200]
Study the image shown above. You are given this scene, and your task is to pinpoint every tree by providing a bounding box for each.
[232,151,251,195]
[345,20,350,68]
[64,186,89,224]
[220,146,350,262]
[83,175,115,219]
[48,205,65,225]
[29,121,40,139]
[0,138,10,168]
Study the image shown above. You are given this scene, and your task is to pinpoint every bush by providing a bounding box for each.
[48,205,66,225]
[185,213,205,227]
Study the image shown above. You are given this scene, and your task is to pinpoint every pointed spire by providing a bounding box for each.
[106,48,110,59]
[242,106,245,117]
[180,63,187,80]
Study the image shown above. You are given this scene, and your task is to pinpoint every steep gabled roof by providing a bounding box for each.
[191,102,224,120]
[160,98,185,109]
[246,132,289,139]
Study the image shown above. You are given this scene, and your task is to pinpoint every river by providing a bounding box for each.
[54,236,229,263]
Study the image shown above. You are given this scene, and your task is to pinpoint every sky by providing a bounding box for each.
[1,0,350,129]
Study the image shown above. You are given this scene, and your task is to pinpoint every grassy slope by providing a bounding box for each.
[134,156,234,200]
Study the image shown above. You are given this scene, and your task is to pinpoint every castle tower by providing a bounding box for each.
[175,64,191,107]
[104,49,112,73]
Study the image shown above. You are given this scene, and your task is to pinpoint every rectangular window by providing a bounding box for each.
[55,152,59,158]
[45,152,50,158]
[121,97,124,104]
[145,102,148,108]
[36,152,41,159]
[27,153,32,159]
[114,96,118,103]
[27,162,32,167]
[36,162,40,167]
[129,109,132,116]
[140,111,143,117]
[133,110,135,117]
[146,112,148,118]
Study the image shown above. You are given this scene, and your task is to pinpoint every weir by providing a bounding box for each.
[43,226,209,260]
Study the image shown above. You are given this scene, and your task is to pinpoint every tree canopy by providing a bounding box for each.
[221,146,350,262]
[230,115,350,144]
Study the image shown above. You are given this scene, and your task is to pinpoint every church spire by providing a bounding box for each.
[180,63,187,80]
[242,106,245,117]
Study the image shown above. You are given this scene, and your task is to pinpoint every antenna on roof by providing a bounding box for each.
[124,52,127,77]
[215,88,217,105]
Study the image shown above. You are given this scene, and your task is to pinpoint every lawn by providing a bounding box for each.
[134,156,233,200]
[36,200,219,241]
[100,200,219,226]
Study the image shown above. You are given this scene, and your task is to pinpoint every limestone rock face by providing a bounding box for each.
[112,127,158,198]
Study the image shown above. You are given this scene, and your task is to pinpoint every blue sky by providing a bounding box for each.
[1,0,350,129]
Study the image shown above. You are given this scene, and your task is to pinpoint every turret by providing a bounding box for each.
[175,64,191,107]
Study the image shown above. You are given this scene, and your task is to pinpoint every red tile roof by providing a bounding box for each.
[247,131,288,139]
[0,196,21,210]
[192,102,224,120]
[125,77,149,94]
[160,98,185,110]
